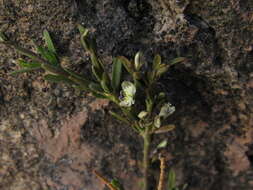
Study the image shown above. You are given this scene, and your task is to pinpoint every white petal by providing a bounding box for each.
[122,81,136,96]
[119,97,135,107]
[159,103,175,118]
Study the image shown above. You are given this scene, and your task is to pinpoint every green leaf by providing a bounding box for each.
[41,63,65,75]
[44,74,75,85]
[90,53,103,69]
[157,139,168,149]
[0,31,7,42]
[168,170,176,190]
[147,71,156,84]
[63,68,90,85]
[111,58,122,91]
[43,30,56,54]
[92,65,103,81]
[169,57,185,66]
[157,92,166,100]
[156,64,169,78]
[62,68,91,89]
[63,68,86,81]
[110,179,124,190]
[18,59,41,69]
[100,73,111,93]
[78,24,89,36]
[10,68,40,76]
[109,111,130,125]
[133,72,142,80]
[37,46,58,65]
[68,76,90,91]
[153,54,161,70]
[89,82,103,92]
[117,56,133,74]
[78,25,91,52]
[154,124,175,134]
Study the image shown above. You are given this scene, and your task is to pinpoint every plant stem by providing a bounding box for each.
[157,156,166,190]
[143,127,151,190]
[1,41,48,64]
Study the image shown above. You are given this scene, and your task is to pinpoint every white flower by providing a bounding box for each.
[159,103,175,119]
[119,81,136,107]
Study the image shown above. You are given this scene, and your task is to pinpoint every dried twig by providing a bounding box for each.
[93,170,117,190]
[157,155,166,190]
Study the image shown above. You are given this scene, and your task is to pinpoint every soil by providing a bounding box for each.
[0,0,253,190]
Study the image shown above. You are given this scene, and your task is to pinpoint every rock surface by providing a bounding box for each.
[0,0,253,190]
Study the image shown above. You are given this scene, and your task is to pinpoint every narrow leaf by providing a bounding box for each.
[78,24,88,36]
[18,59,41,69]
[157,139,168,149]
[63,68,87,81]
[10,68,40,76]
[78,25,90,52]
[64,69,91,84]
[68,76,90,91]
[110,179,124,190]
[169,57,185,66]
[89,82,103,92]
[153,54,161,70]
[0,31,7,42]
[101,73,111,93]
[9,43,40,61]
[43,30,56,54]
[111,58,122,91]
[154,124,175,134]
[156,64,169,77]
[117,56,133,74]
[41,63,66,75]
[92,65,103,81]
[44,74,75,85]
[109,111,130,125]
[168,170,176,190]
[91,53,102,69]
[37,46,58,65]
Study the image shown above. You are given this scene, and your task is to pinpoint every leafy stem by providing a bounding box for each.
[0,26,186,190]
[142,126,152,190]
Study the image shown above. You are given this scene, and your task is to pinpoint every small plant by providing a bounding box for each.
[0,26,186,190]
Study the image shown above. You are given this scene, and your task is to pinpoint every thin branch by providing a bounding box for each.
[93,170,117,190]
[142,127,151,190]
[1,41,72,77]
[1,41,49,64]
[157,156,166,190]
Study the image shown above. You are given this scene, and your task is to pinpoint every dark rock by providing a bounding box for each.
[0,0,253,190]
